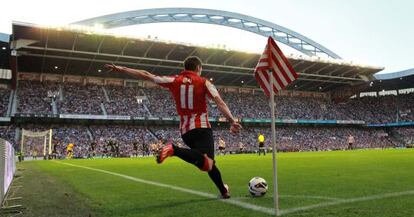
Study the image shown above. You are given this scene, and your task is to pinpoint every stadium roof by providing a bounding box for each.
[374,68,414,80]
[0,33,9,43]
[74,7,342,59]
[11,22,384,92]
[366,68,414,92]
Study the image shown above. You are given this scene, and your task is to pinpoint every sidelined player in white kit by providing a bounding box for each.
[348,134,355,150]
[218,136,226,155]
[105,56,241,199]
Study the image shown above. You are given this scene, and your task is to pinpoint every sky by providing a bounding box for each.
[0,0,413,74]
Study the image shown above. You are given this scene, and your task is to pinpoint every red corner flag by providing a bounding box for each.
[255,37,298,97]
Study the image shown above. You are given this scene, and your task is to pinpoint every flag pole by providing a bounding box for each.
[269,70,280,216]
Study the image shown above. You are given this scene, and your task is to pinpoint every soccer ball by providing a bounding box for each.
[248,177,268,197]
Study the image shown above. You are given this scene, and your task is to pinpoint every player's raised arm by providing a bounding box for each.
[104,63,156,82]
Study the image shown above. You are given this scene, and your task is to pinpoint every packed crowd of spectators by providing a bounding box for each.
[58,83,104,114]
[213,92,353,120]
[17,81,57,114]
[144,88,177,117]
[150,126,183,145]
[217,92,269,119]
[339,95,405,123]
[53,125,92,158]
[104,85,148,116]
[394,127,414,146]
[1,124,400,159]
[11,80,414,123]
[6,124,153,158]
[0,125,15,145]
[1,80,411,159]
[0,88,10,116]
[277,96,351,120]
[217,92,414,122]
[89,125,156,157]
[213,126,394,153]
[396,93,414,122]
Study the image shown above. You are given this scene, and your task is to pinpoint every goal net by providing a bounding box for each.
[20,129,52,159]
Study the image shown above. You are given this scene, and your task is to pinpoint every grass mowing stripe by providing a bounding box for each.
[53,161,276,216]
[280,195,344,201]
[281,190,414,215]
[48,150,414,216]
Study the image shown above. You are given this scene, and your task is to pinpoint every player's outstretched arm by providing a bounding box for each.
[211,93,242,134]
[104,63,156,82]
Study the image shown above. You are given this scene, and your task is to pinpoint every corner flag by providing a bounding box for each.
[254,37,298,216]
[255,37,298,97]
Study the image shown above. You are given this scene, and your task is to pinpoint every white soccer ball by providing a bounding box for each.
[248,177,268,197]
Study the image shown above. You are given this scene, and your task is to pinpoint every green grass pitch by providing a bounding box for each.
[17,149,414,217]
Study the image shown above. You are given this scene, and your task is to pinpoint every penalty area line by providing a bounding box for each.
[53,161,275,215]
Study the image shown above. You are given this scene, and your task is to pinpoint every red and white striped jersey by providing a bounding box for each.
[153,70,219,135]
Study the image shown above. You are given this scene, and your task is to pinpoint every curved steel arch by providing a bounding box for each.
[74,8,341,59]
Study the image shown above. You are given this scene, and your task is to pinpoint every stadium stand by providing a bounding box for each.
[213,126,394,153]
[1,124,397,158]
[339,93,414,123]
[0,125,15,146]
[17,80,56,114]
[150,126,183,144]
[89,125,156,157]
[143,88,177,117]
[58,82,104,115]
[4,77,414,158]
[12,80,414,123]
[393,127,414,146]
[104,85,149,116]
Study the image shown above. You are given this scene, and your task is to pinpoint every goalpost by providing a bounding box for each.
[20,129,53,159]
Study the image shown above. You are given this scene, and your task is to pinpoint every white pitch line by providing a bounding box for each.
[280,190,414,216]
[53,161,275,215]
[234,195,343,202]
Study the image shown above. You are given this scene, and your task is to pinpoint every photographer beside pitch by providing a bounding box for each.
[105,56,242,199]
